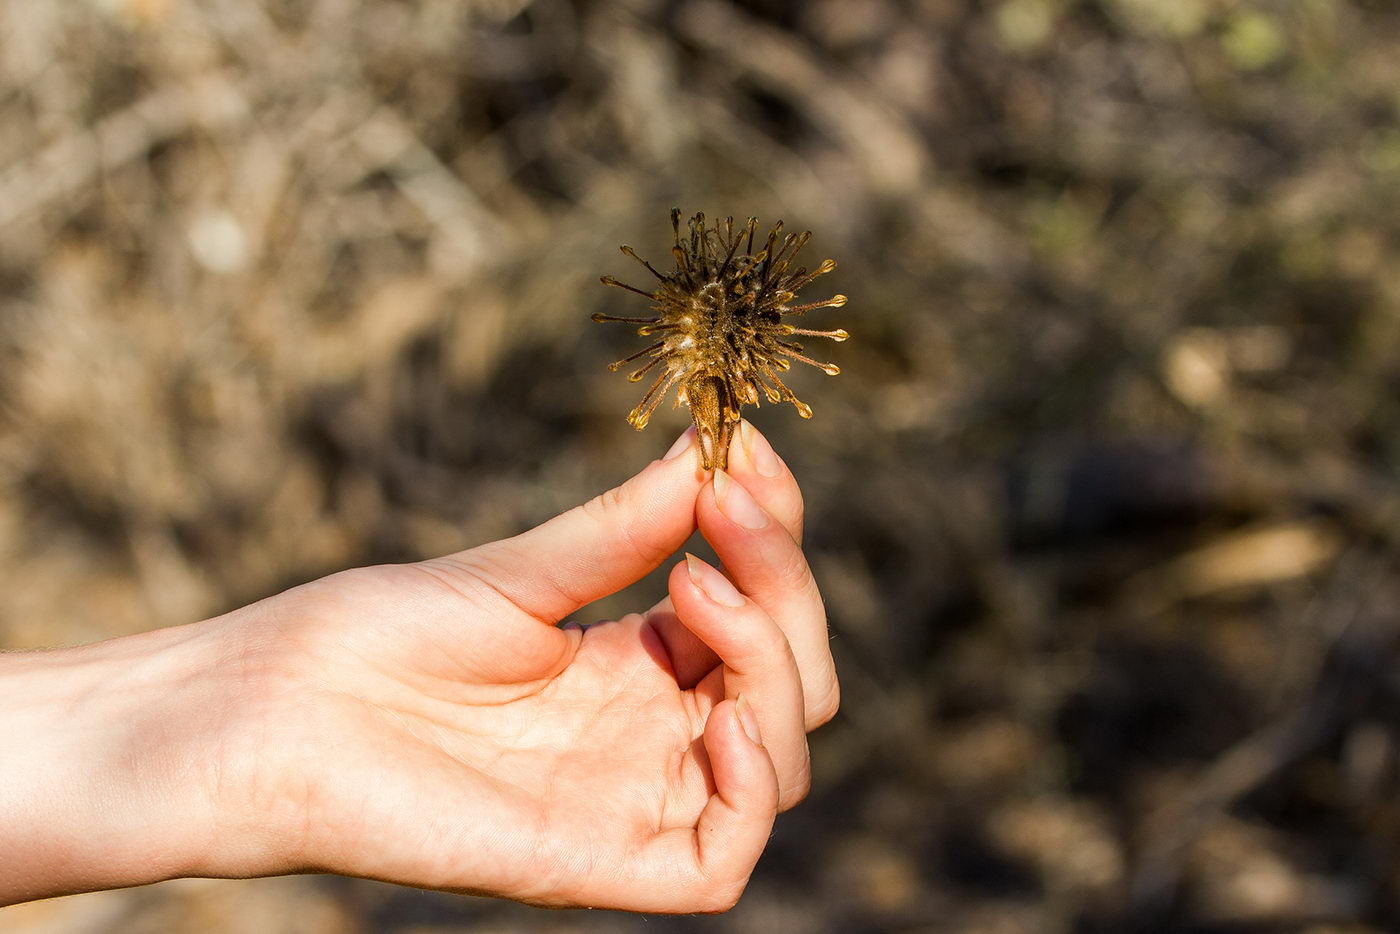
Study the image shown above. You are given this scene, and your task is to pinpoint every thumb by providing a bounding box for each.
[436,429,706,624]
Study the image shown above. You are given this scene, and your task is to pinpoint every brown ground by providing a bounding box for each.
[4,0,1400,931]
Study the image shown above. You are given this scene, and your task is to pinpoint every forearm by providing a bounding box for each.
[0,621,254,905]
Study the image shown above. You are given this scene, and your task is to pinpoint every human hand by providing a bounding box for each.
[0,423,838,913]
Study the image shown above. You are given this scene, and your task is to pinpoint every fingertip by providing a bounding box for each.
[661,426,699,462]
[685,552,747,608]
[735,693,763,745]
[666,557,794,683]
[704,698,779,813]
[623,701,777,913]
[734,420,784,479]
[710,432,805,544]
[712,469,772,531]
[665,558,744,656]
[696,699,779,886]
[656,426,710,483]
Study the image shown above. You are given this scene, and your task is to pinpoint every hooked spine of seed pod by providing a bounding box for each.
[594,209,848,470]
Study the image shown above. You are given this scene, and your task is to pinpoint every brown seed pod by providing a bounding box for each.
[595,209,848,470]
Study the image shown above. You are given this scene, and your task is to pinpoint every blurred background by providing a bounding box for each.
[3,0,1400,931]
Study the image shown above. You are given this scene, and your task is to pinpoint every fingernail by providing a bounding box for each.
[738,420,782,478]
[712,470,770,530]
[560,620,583,631]
[686,553,745,607]
[662,427,695,461]
[736,694,763,745]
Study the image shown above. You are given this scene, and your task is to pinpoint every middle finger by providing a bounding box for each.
[698,471,839,731]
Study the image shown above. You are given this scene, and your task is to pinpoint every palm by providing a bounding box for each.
[262,564,724,907]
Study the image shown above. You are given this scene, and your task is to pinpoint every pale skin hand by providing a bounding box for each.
[0,422,838,912]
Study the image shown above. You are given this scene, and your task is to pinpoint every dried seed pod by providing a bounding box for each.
[595,210,848,469]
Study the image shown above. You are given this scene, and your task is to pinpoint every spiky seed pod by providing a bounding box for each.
[595,209,848,470]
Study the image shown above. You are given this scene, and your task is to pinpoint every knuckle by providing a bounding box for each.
[415,551,516,611]
[578,486,625,530]
[578,482,664,566]
[751,615,792,656]
[736,623,795,677]
[776,548,817,597]
[777,543,807,578]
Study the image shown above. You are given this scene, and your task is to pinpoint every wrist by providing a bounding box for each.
[0,617,271,904]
